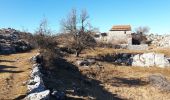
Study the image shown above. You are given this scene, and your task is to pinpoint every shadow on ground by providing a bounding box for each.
[42,58,125,100]
[111,77,148,87]
[0,60,15,62]
[91,53,133,66]
[0,49,32,56]
[13,95,27,100]
[0,65,23,73]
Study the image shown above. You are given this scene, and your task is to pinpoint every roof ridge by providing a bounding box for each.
[110,25,131,31]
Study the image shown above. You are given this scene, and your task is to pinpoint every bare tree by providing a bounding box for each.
[34,19,55,49]
[135,26,150,34]
[34,19,59,68]
[61,9,96,57]
[132,26,150,44]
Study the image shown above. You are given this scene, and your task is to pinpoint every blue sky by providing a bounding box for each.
[0,0,170,34]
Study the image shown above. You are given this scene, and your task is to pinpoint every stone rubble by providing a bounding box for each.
[51,90,66,100]
[76,59,96,66]
[24,90,50,100]
[114,53,133,65]
[24,54,50,100]
[76,52,170,68]
[149,74,170,91]
[0,28,32,54]
[132,52,170,68]
[146,34,170,47]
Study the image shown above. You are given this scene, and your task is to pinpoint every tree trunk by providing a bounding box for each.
[75,49,81,57]
[75,51,80,57]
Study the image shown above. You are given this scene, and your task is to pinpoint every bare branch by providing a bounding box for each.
[60,9,96,57]
[135,26,150,34]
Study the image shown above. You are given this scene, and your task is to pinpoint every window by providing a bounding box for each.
[94,34,100,38]
[124,31,126,34]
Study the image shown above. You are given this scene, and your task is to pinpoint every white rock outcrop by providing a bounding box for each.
[24,90,50,100]
[27,75,45,93]
[146,34,170,47]
[132,52,170,68]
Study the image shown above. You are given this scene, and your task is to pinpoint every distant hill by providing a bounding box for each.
[0,28,32,54]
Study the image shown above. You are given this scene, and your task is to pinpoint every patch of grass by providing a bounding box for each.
[63,47,170,99]
[0,50,38,99]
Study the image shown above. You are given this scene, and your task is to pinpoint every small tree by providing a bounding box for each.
[61,9,96,57]
[34,19,59,68]
[132,26,150,44]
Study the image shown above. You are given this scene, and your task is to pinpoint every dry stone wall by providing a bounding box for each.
[132,52,170,68]
[24,54,50,100]
[147,34,170,47]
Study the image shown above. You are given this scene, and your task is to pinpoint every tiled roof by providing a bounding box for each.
[110,25,131,31]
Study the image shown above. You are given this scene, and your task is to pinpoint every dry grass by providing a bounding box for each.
[63,47,170,100]
[77,63,170,100]
[82,47,170,57]
[0,50,37,99]
[151,47,170,57]
[6,47,168,100]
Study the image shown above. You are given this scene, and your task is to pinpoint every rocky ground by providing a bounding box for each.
[146,34,170,47]
[42,48,170,100]
[0,50,37,99]
[0,28,32,54]
[1,29,170,100]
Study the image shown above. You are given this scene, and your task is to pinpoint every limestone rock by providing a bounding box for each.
[30,66,42,78]
[28,75,45,93]
[24,90,50,100]
[154,54,170,68]
[51,90,66,100]
[0,28,32,54]
[149,74,170,91]
[132,52,170,68]
[146,34,170,47]
[76,59,96,66]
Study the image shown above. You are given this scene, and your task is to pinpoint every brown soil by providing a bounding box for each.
[0,50,37,100]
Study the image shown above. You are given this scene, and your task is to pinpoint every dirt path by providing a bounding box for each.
[0,50,37,100]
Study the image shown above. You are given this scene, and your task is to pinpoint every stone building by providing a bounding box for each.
[95,25,132,45]
[107,25,132,44]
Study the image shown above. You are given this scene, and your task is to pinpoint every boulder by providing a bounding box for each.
[24,90,50,100]
[155,54,170,68]
[146,34,170,47]
[27,75,45,93]
[0,28,32,54]
[51,90,66,100]
[0,44,16,54]
[114,53,133,65]
[30,66,42,78]
[30,53,41,64]
[149,74,170,91]
[76,59,96,66]
[127,44,148,50]
[12,40,31,52]
[132,52,170,68]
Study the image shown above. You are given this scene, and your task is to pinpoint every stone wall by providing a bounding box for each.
[0,28,32,54]
[94,31,132,45]
[24,54,50,100]
[101,52,170,68]
[132,52,170,68]
[107,31,132,44]
[127,44,148,50]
